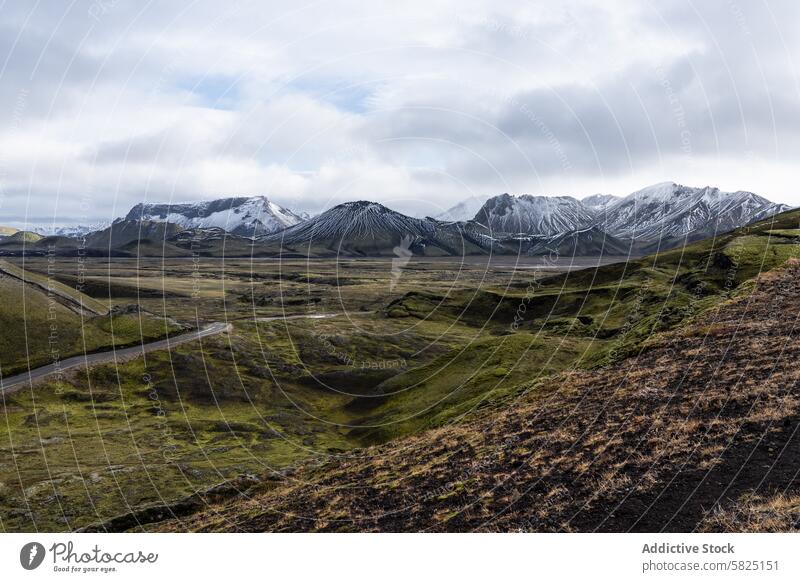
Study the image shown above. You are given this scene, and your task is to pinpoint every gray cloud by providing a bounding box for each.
[0,0,798,226]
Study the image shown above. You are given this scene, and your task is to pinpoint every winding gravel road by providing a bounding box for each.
[0,322,232,394]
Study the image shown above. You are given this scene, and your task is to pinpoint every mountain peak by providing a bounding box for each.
[436,194,492,222]
[337,200,392,212]
[474,193,595,236]
[123,195,304,236]
[582,194,620,211]
[602,183,788,240]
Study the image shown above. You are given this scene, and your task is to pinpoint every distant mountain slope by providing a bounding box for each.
[436,195,491,222]
[493,226,632,257]
[4,230,43,243]
[84,220,184,249]
[124,196,303,236]
[529,226,632,256]
[600,182,790,241]
[32,223,110,238]
[581,193,619,211]
[261,201,496,257]
[474,193,595,236]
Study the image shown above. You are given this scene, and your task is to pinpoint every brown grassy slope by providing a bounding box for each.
[154,261,800,532]
[699,492,800,532]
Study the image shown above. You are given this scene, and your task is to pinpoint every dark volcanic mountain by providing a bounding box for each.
[261,201,496,256]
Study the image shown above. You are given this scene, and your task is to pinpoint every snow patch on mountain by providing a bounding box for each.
[581,194,619,211]
[436,195,491,222]
[30,223,111,238]
[474,193,596,236]
[600,182,791,240]
[124,196,304,236]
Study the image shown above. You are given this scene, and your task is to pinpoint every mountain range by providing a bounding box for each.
[31,222,110,238]
[598,182,788,242]
[0,183,791,258]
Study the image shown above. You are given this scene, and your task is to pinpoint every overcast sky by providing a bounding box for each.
[0,0,798,225]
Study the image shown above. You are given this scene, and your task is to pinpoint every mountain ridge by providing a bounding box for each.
[124,195,303,236]
[599,181,790,241]
[2,183,791,258]
[474,193,596,236]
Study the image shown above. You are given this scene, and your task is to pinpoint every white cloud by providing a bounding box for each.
[0,0,798,226]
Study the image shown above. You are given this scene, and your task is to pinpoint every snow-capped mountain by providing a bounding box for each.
[32,222,110,238]
[473,193,596,236]
[123,196,304,237]
[581,194,619,212]
[436,195,491,222]
[599,182,790,241]
[57,185,790,257]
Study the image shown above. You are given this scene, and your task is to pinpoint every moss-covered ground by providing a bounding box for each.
[1,208,799,531]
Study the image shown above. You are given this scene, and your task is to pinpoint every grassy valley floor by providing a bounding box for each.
[152,261,800,532]
[1,208,800,531]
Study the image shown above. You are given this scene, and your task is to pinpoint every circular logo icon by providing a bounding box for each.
[20,542,46,570]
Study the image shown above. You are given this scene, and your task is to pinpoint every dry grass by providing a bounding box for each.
[700,492,800,532]
[148,262,800,532]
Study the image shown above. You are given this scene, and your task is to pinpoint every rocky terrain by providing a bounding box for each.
[150,261,800,532]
